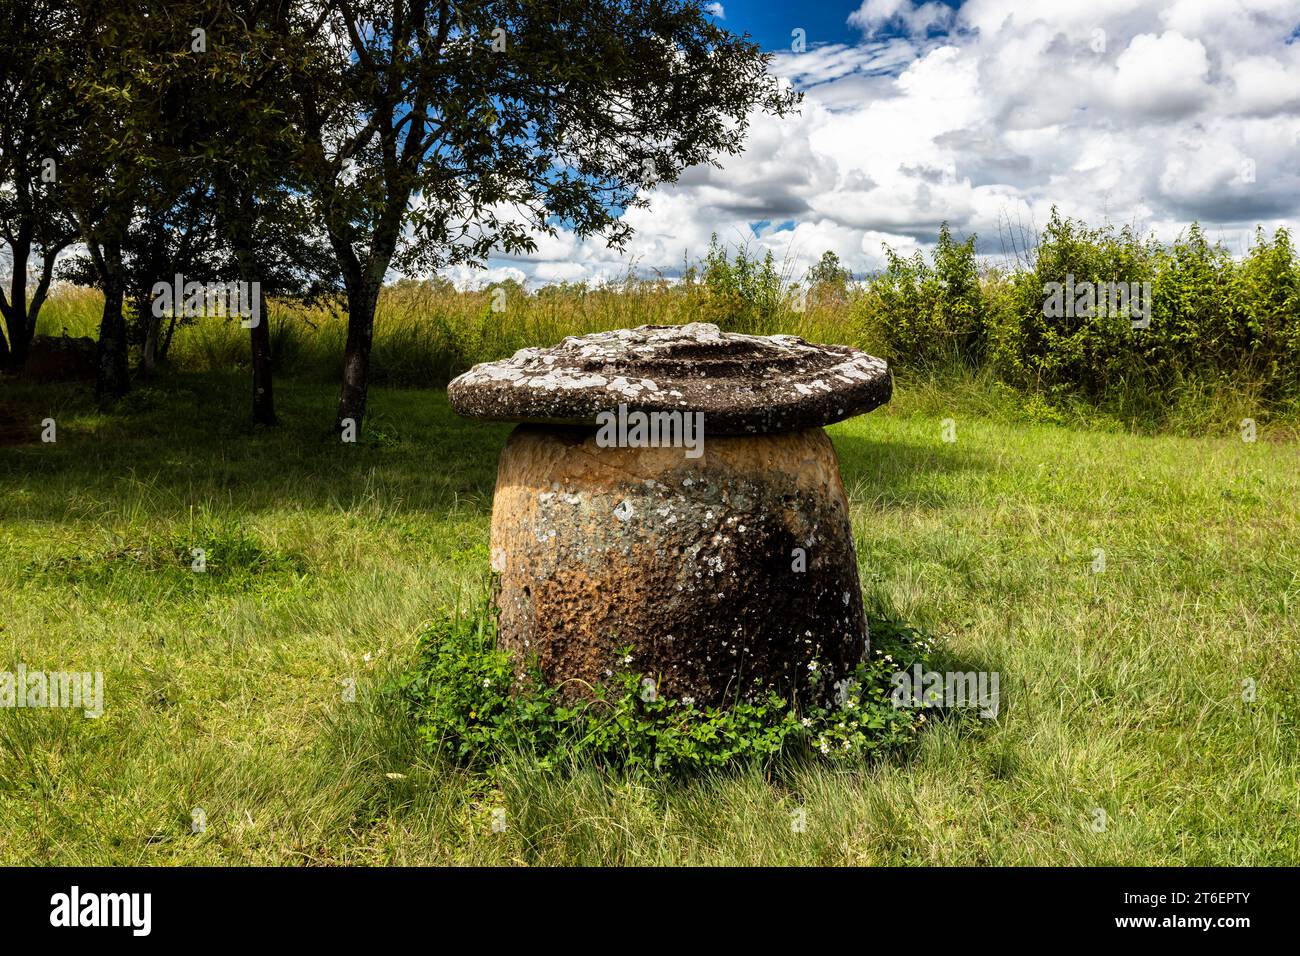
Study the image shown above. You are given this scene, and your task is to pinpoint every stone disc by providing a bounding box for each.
[448,323,891,435]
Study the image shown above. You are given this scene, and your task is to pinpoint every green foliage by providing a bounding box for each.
[695,234,788,333]
[399,590,937,778]
[861,223,984,366]
[984,211,1300,406]
[1231,226,1300,394]
[807,249,852,288]
[853,210,1300,418]
[805,250,852,307]
[984,209,1156,395]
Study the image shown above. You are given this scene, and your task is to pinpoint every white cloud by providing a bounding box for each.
[1225,48,1300,115]
[848,0,955,37]
[1109,31,1211,117]
[704,2,725,19]
[467,0,1300,285]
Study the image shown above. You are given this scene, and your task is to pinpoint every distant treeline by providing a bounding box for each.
[33,208,1299,428]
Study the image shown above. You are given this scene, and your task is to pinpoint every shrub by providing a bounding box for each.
[695,234,788,334]
[1231,226,1300,397]
[984,209,1157,397]
[1144,222,1235,389]
[860,222,984,367]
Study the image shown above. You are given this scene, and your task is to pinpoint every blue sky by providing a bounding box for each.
[465,0,1300,287]
[708,0,867,50]
[711,0,959,49]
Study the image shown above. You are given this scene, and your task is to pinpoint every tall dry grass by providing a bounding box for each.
[34,275,865,387]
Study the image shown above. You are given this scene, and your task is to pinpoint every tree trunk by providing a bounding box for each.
[336,284,378,435]
[2,233,33,371]
[95,243,130,402]
[12,319,34,369]
[219,170,278,427]
[158,309,178,364]
[3,234,72,371]
[140,292,159,380]
[230,238,276,426]
[0,305,13,369]
[0,308,34,370]
[248,280,276,425]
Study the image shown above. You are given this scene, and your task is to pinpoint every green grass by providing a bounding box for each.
[2,371,1297,864]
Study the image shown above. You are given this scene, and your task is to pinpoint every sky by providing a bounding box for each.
[458,0,1300,288]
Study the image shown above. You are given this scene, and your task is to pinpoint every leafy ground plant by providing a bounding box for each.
[398,589,939,777]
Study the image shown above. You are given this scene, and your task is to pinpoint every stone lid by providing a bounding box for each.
[447,323,890,435]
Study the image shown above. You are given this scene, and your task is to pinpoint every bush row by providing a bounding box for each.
[35,211,1300,416]
[859,212,1300,404]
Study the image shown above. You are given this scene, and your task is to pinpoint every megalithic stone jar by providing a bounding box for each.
[448,323,891,708]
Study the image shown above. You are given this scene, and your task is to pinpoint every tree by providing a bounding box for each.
[197,1,334,425]
[0,0,80,370]
[130,183,221,377]
[286,0,799,433]
[52,0,175,401]
[56,179,223,377]
[50,0,331,418]
[806,250,851,304]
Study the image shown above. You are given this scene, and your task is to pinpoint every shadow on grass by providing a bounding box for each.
[4,372,989,525]
[831,430,991,512]
[0,372,508,522]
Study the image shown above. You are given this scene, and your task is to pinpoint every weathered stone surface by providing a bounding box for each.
[448,323,890,435]
[490,424,868,706]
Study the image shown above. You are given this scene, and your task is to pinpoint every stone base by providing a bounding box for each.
[489,424,868,707]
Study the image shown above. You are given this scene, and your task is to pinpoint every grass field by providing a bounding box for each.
[2,366,1297,865]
